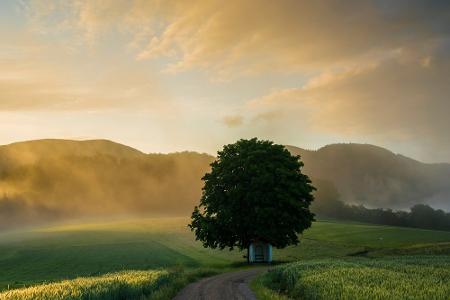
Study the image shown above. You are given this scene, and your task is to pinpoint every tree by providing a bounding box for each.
[189,138,315,262]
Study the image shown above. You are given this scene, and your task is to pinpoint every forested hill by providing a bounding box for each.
[286,144,450,210]
[0,139,213,229]
[0,139,449,230]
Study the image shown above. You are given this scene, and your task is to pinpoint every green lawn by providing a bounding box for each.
[0,218,449,294]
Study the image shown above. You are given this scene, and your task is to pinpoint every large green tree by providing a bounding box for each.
[189,138,315,261]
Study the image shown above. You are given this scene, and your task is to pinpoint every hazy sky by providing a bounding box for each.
[1,0,449,162]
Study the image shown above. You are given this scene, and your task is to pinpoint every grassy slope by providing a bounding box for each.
[0,270,171,300]
[0,218,241,299]
[304,220,450,247]
[253,256,450,299]
[0,218,240,291]
[252,220,450,299]
[1,218,450,293]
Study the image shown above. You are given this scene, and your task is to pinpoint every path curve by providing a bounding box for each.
[173,268,266,300]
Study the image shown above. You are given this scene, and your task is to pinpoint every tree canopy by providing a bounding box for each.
[189,138,315,251]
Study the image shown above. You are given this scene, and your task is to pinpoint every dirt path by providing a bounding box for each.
[173,268,266,300]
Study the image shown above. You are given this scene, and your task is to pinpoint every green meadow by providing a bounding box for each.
[253,256,450,300]
[1,218,450,299]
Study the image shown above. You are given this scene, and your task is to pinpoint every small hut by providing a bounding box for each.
[248,239,272,263]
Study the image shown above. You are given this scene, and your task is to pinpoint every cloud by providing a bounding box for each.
[0,31,168,111]
[252,111,284,124]
[222,115,243,127]
[24,0,450,79]
[136,0,450,78]
[249,45,450,161]
[0,61,167,111]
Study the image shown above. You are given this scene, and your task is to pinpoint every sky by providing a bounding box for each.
[0,0,449,162]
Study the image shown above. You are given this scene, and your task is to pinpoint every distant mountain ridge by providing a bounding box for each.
[0,139,449,230]
[286,144,450,210]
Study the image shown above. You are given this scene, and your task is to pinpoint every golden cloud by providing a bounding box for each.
[249,49,450,160]
[0,63,167,111]
[0,32,168,111]
[222,115,243,127]
[26,1,450,78]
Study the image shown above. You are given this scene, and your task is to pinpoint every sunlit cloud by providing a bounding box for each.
[0,0,449,161]
[0,22,168,111]
[222,115,243,128]
[26,1,449,78]
[249,47,450,161]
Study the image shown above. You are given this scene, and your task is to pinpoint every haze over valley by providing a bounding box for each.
[1,139,448,230]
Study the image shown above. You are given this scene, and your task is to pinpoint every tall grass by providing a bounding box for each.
[256,256,450,299]
[0,267,221,300]
[0,269,170,300]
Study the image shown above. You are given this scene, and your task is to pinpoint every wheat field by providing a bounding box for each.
[257,255,450,299]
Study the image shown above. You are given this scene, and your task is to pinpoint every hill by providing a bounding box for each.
[286,144,450,210]
[0,139,213,230]
[0,139,449,230]
[0,139,144,162]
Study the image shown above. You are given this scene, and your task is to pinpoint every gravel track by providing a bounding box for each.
[173,268,266,300]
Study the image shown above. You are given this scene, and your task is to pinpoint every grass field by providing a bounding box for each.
[0,267,224,300]
[1,218,450,298]
[253,256,450,299]
[304,220,450,248]
[0,218,243,291]
[0,270,171,300]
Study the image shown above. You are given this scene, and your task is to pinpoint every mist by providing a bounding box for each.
[1,139,449,231]
[0,139,213,230]
[287,144,450,211]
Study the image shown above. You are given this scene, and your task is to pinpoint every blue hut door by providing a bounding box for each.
[255,245,264,262]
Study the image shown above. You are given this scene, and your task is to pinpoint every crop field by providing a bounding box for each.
[0,267,223,300]
[1,218,449,298]
[254,256,450,299]
[0,270,171,300]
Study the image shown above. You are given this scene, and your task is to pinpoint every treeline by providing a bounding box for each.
[312,180,450,231]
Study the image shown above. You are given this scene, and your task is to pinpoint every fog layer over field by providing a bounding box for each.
[0,139,212,229]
